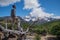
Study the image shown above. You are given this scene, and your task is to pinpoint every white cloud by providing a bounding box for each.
[29,8,54,18]
[0,0,21,6]
[24,19,30,21]
[23,0,54,21]
[24,16,31,21]
[25,16,30,18]
[23,0,40,9]
[31,18,37,21]
[53,16,60,19]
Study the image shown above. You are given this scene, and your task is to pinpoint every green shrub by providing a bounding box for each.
[50,25,60,35]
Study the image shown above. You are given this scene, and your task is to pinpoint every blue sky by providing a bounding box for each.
[0,0,60,18]
[39,0,60,16]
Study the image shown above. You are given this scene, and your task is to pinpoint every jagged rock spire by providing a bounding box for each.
[11,4,16,23]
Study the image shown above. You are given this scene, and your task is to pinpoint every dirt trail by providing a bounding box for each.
[41,35,56,40]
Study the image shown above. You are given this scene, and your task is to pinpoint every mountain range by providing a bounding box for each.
[0,16,60,24]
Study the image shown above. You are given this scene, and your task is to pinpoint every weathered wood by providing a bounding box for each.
[0,4,39,40]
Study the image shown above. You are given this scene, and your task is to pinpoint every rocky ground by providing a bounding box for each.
[0,32,58,40]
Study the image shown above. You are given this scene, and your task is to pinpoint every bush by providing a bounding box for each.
[50,25,60,36]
